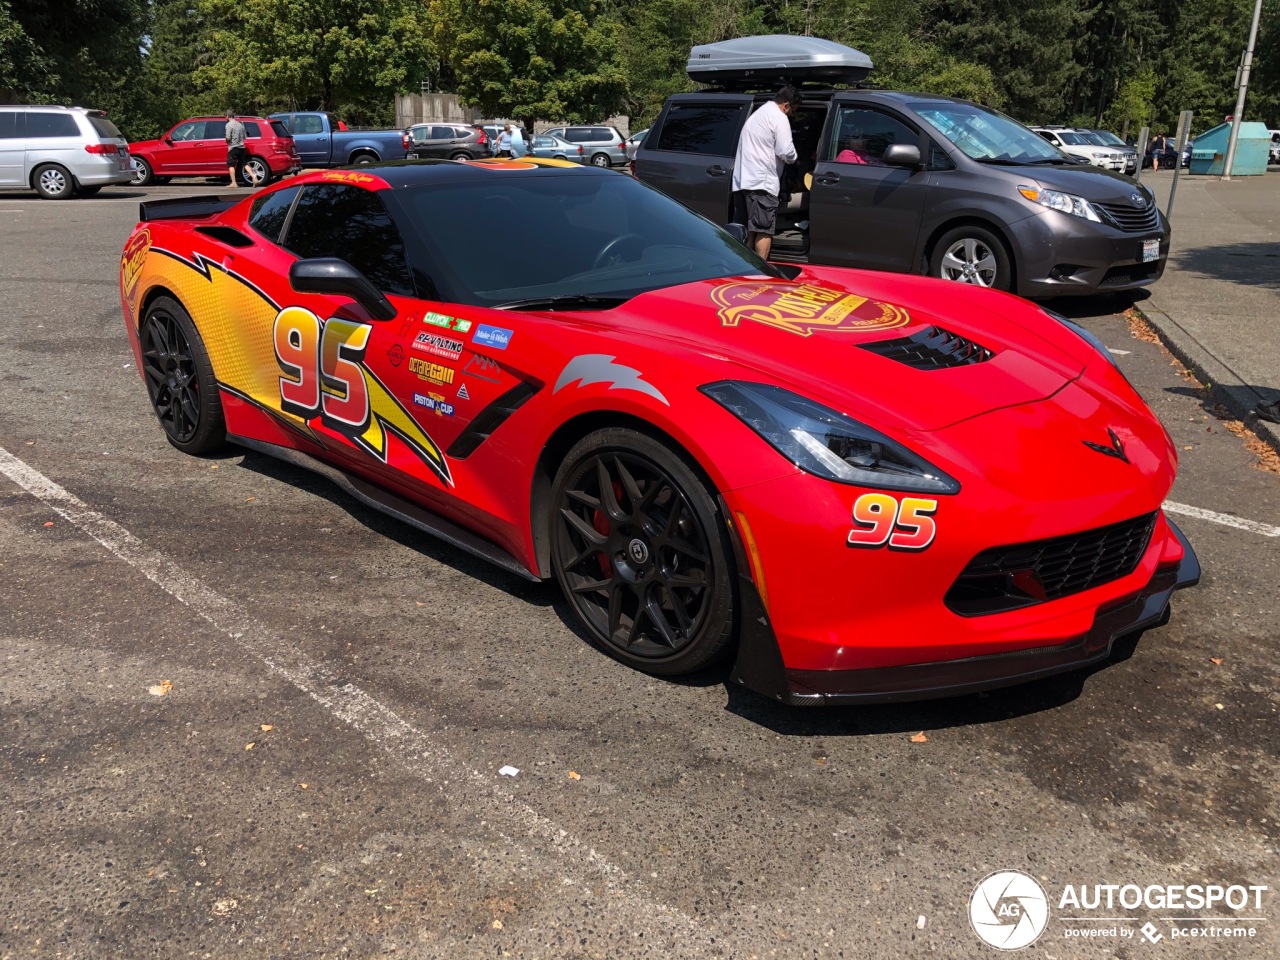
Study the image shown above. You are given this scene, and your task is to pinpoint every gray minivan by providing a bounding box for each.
[634,37,1169,298]
[0,105,134,199]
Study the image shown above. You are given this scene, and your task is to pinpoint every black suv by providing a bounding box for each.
[404,123,489,161]
[635,37,1169,298]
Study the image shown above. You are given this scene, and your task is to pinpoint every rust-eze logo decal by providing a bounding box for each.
[121,228,151,303]
[712,281,910,336]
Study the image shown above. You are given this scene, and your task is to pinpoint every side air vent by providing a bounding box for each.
[447,380,541,458]
[859,325,994,369]
[195,225,255,248]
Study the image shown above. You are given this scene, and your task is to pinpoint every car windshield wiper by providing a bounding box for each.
[494,295,631,311]
[970,156,1026,166]
[1021,157,1079,165]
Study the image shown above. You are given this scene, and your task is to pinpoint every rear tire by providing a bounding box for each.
[449,151,470,161]
[131,158,153,186]
[929,225,1012,292]
[32,164,74,199]
[139,295,226,455]
[237,155,271,188]
[590,153,610,168]
[550,428,736,676]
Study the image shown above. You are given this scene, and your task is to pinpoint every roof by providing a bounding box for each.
[298,158,614,190]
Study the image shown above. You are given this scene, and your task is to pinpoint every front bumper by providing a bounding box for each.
[730,518,1199,706]
[1012,207,1169,298]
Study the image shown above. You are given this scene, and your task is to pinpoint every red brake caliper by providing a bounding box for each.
[593,481,624,576]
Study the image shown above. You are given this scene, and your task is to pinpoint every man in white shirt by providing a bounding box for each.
[732,86,799,259]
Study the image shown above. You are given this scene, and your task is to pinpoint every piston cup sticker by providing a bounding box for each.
[711,280,910,336]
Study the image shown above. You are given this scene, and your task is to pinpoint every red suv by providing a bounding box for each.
[129,116,300,187]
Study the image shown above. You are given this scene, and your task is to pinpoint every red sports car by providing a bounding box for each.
[119,161,1199,705]
[129,115,301,188]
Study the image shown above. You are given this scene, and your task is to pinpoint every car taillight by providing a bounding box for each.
[85,143,116,154]
[402,133,411,149]
[577,145,583,155]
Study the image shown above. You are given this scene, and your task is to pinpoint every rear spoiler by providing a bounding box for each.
[139,195,241,223]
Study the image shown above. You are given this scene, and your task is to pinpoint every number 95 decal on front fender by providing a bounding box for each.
[847,493,938,551]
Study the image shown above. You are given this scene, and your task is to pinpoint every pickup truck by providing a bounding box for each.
[268,111,408,168]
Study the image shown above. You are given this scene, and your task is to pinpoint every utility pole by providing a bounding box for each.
[1222,0,1264,180]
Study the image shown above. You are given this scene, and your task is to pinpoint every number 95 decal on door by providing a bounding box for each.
[847,493,938,551]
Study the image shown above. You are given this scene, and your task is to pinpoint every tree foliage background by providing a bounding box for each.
[0,0,1276,141]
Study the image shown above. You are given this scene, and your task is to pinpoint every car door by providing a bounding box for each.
[807,103,930,273]
[634,95,752,224]
[421,126,456,160]
[156,120,210,174]
[0,111,24,185]
[191,119,227,173]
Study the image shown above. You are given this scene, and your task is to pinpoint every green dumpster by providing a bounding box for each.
[1188,121,1271,176]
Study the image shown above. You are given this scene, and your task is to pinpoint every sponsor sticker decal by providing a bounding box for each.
[408,356,455,386]
[422,311,472,334]
[412,331,464,361]
[317,170,386,188]
[712,280,910,336]
[473,324,514,350]
[412,392,455,417]
[462,353,503,384]
[457,383,471,400]
[386,344,404,367]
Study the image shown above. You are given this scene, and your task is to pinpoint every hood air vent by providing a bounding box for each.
[859,325,994,370]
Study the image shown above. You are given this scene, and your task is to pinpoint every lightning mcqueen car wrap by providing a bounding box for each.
[119,161,1199,705]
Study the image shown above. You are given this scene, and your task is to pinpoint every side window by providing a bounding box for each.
[27,112,79,137]
[296,114,324,135]
[282,184,414,297]
[243,122,261,138]
[0,112,19,139]
[205,120,227,140]
[430,126,453,140]
[248,185,301,244]
[928,141,956,171]
[566,129,589,143]
[171,121,203,141]
[827,107,917,165]
[270,120,291,138]
[654,104,745,157]
[1037,131,1055,143]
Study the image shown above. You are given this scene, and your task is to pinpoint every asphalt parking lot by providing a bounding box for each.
[1,182,1276,959]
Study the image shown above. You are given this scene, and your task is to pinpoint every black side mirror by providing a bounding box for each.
[289,258,397,321]
[883,144,922,168]
[725,222,748,245]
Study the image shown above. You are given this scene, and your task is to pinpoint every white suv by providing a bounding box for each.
[1032,127,1126,172]
[0,105,133,199]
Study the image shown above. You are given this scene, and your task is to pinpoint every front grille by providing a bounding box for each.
[1096,200,1160,233]
[945,513,1158,616]
[859,325,994,369]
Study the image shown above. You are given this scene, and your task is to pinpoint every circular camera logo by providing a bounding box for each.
[969,870,1049,950]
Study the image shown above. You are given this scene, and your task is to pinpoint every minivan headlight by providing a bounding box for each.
[700,381,959,494]
[1018,185,1102,222]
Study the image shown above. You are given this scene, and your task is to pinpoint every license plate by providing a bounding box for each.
[1142,239,1160,263]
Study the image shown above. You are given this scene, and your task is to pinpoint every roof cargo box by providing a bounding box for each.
[687,35,873,88]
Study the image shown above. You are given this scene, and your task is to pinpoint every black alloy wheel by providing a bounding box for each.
[139,296,226,454]
[550,429,735,675]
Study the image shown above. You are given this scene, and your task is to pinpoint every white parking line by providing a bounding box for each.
[1163,500,1280,537]
[0,444,717,946]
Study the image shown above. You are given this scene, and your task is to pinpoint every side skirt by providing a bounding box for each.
[230,434,539,582]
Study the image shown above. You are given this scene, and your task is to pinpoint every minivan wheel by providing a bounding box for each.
[590,153,610,168]
[930,226,1012,291]
[33,164,74,200]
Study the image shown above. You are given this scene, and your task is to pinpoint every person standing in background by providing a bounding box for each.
[225,110,247,187]
[731,85,799,260]
[496,124,513,158]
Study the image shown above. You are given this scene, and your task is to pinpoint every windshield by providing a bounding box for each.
[403,172,779,307]
[910,101,1065,163]
[1093,130,1126,146]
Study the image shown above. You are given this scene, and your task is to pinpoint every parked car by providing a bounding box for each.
[634,35,1169,298]
[269,112,407,167]
[540,125,628,167]
[1032,127,1126,171]
[624,128,649,161]
[527,133,585,163]
[1268,129,1280,165]
[0,104,133,199]
[130,116,300,187]
[405,123,489,161]
[1081,129,1138,174]
[1141,135,1181,170]
[118,162,1198,704]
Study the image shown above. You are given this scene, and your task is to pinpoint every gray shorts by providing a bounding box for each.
[733,189,779,236]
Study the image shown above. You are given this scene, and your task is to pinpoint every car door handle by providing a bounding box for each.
[815,173,841,185]
[706,165,727,177]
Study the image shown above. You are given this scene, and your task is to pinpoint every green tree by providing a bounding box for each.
[431,0,626,131]
[195,0,434,124]
[139,0,226,138]
[0,0,53,94]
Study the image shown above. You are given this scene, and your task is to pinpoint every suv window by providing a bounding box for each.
[430,126,455,140]
[827,107,917,164]
[295,114,324,135]
[27,112,79,138]
[243,121,261,138]
[654,104,743,157]
[249,185,301,244]
[282,184,414,297]
[205,120,227,140]
[87,115,123,139]
[270,120,291,138]
[0,112,20,139]
[171,121,205,141]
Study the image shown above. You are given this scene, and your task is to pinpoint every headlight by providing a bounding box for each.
[1041,308,1122,371]
[1018,184,1101,221]
[700,381,960,494]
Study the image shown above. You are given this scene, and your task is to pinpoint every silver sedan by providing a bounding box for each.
[527,134,585,163]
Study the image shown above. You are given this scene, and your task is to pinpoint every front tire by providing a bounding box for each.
[33,164,74,199]
[139,296,226,455]
[590,153,610,168]
[550,428,736,676]
[929,225,1012,291]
